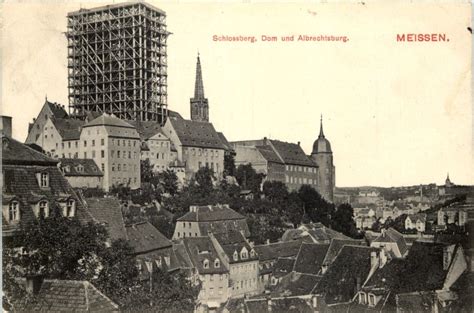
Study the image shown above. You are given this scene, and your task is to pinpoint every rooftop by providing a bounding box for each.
[168,117,226,150]
[59,158,103,177]
[85,197,127,241]
[126,221,171,254]
[177,204,245,222]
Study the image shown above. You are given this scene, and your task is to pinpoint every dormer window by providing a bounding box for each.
[37,201,49,219]
[76,165,84,173]
[240,248,248,260]
[358,292,367,305]
[214,259,220,268]
[6,201,20,222]
[37,172,49,188]
[368,293,376,307]
[64,199,76,217]
[203,259,209,269]
[250,249,256,258]
[233,251,239,261]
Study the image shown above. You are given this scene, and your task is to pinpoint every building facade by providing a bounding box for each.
[58,158,103,189]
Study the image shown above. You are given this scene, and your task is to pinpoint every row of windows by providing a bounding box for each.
[148,140,169,148]
[233,278,258,291]
[203,258,220,269]
[201,286,224,297]
[358,292,377,306]
[111,150,138,159]
[198,162,219,172]
[285,176,317,185]
[83,139,105,147]
[230,262,257,274]
[112,177,138,184]
[111,164,138,172]
[4,199,75,222]
[185,148,220,158]
[286,165,317,173]
[111,139,137,147]
[176,231,198,238]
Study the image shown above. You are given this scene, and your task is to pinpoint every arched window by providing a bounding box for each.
[203,259,209,269]
[38,201,49,218]
[359,292,367,305]
[8,201,20,222]
[241,249,248,260]
[214,259,220,268]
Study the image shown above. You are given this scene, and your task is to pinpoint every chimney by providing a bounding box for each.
[0,116,13,137]
[312,295,318,309]
[370,251,378,269]
[25,275,44,295]
[266,239,270,245]
[297,141,300,146]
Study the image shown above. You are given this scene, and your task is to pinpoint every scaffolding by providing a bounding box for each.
[66,2,169,124]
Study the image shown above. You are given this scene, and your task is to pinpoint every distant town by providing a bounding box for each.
[1,2,473,313]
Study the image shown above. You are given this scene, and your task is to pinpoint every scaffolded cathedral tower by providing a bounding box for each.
[67,2,169,123]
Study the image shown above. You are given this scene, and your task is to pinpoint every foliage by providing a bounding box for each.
[235,164,265,194]
[110,184,132,201]
[262,181,289,203]
[140,159,154,183]
[298,185,335,226]
[192,167,215,194]
[156,169,179,196]
[224,152,236,177]
[331,203,360,238]
[384,214,407,233]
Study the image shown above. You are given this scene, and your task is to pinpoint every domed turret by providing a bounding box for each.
[312,115,332,154]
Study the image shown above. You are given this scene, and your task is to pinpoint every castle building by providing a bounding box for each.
[66,2,169,123]
[310,116,336,202]
[190,54,209,122]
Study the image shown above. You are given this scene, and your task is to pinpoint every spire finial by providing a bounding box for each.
[319,114,325,138]
[45,94,48,102]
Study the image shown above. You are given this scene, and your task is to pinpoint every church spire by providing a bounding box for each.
[194,53,205,99]
[319,114,325,138]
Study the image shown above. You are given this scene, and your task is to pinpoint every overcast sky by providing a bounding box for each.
[1,0,472,187]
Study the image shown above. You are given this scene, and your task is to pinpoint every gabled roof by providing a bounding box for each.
[182,237,229,274]
[254,240,303,262]
[256,145,284,164]
[177,205,245,222]
[293,243,330,275]
[269,139,316,167]
[85,197,127,241]
[59,158,103,177]
[168,118,225,149]
[83,114,136,129]
[273,258,296,278]
[372,228,408,256]
[323,239,367,266]
[282,223,351,243]
[272,272,322,297]
[2,136,57,166]
[168,110,184,120]
[125,221,171,254]
[214,231,257,263]
[245,297,313,313]
[407,213,427,222]
[20,279,118,312]
[127,120,165,140]
[217,132,233,152]
[51,117,85,141]
[46,100,68,119]
[314,245,379,304]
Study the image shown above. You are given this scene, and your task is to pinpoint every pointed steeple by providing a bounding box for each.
[319,114,325,138]
[194,53,205,99]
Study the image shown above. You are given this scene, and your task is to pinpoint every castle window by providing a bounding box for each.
[38,201,49,219]
[233,251,239,261]
[8,201,20,222]
[84,140,87,147]
[101,138,105,146]
[203,259,209,269]
[37,172,49,188]
[241,249,248,260]
[92,139,95,147]
[358,292,367,305]
[214,259,220,268]
[250,249,256,258]
[368,294,376,307]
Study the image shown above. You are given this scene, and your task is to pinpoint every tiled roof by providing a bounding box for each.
[168,118,225,149]
[2,161,94,234]
[178,205,245,222]
[372,228,408,256]
[256,145,284,164]
[245,297,313,313]
[322,239,367,266]
[59,158,103,177]
[293,243,330,275]
[272,258,296,278]
[2,136,57,166]
[199,219,251,238]
[272,272,321,297]
[182,237,229,274]
[217,132,233,152]
[21,279,118,312]
[126,221,171,254]
[254,240,302,262]
[398,241,452,292]
[314,245,379,304]
[270,139,316,167]
[85,197,127,241]
[168,110,184,120]
[407,213,427,222]
[51,117,85,141]
[127,120,164,140]
[282,223,351,244]
[363,258,406,290]
[84,114,136,129]
[46,100,68,119]
[213,231,257,263]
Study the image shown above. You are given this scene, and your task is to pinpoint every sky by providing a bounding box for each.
[1,0,472,187]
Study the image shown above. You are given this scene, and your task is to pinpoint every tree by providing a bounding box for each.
[332,203,359,238]
[262,181,289,203]
[157,170,179,196]
[140,159,154,183]
[297,185,334,226]
[224,152,236,177]
[3,215,137,309]
[192,167,214,195]
[235,164,265,194]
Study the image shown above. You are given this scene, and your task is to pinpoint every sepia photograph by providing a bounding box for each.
[0,0,473,312]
